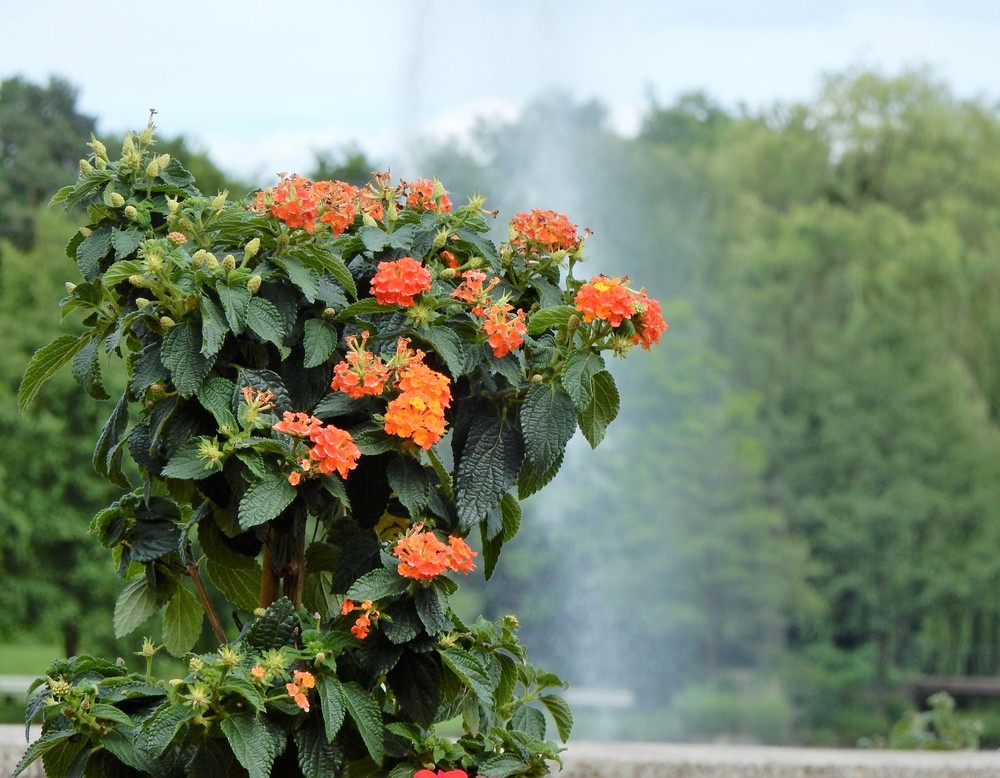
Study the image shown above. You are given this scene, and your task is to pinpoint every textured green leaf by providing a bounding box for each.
[439,648,493,706]
[526,304,577,335]
[387,651,442,728]
[113,574,159,638]
[138,703,197,758]
[346,567,409,601]
[342,681,385,765]
[111,226,144,259]
[12,727,76,777]
[102,258,145,288]
[387,457,430,519]
[295,718,340,777]
[577,370,620,448]
[196,375,238,427]
[512,702,547,739]
[246,296,287,347]
[221,712,276,778]
[303,318,338,368]
[216,281,251,332]
[76,225,112,279]
[93,392,130,488]
[335,299,399,319]
[161,319,215,397]
[476,753,531,778]
[243,597,297,651]
[412,326,469,376]
[539,694,574,742]
[318,674,346,743]
[162,585,203,656]
[559,350,605,412]
[161,437,218,480]
[200,295,229,357]
[415,584,450,635]
[312,249,357,299]
[278,255,320,302]
[359,225,391,252]
[520,383,577,472]
[18,334,91,414]
[201,521,262,612]
[239,472,297,529]
[517,451,564,500]
[455,411,524,530]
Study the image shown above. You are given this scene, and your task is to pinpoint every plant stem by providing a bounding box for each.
[188,563,227,644]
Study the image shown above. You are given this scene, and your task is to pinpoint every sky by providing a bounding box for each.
[4,0,1000,182]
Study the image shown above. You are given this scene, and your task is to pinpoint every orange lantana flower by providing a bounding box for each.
[574,275,636,327]
[370,256,432,307]
[331,333,390,399]
[509,209,583,254]
[273,411,324,438]
[286,669,315,712]
[631,289,668,350]
[393,525,477,581]
[383,358,452,449]
[308,424,361,479]
[405,178,452,213]
[481,301,527,358]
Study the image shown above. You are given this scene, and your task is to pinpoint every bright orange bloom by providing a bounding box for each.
[351,614,371,639]
[631,289,668,350]
[273,411,324,438]
[331,333,390,398]
[308,424,361,479]
[314,180,360,236]
[393,361,452,410]
[383,392,448,450]
[254,175,322,231]
[481,301,527,358]
[250,665,266,680]
[341,599,356,616]
[292,670,315,690]
[439,250,459,269]
[370,256,432,307]
[394,525,476,581]
[405,178,452,213]
[358,187,384,221]
[286,683,311,712]
[509,209,583,254]
[574,275,636,327]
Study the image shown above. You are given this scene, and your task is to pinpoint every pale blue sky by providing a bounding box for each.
[4,1,999,180]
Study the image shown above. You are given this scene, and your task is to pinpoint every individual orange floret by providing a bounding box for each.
[405,178,452,213]
[631,289,668,350]
[509,209,584,254]
[481,301,527,358]
[370,256,432,307]
[308,424,361,479]
[331,333,390,399]
[574,275,637,328]
[285,669,315,712]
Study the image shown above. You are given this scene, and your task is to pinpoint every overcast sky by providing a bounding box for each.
[4,1,1000,181]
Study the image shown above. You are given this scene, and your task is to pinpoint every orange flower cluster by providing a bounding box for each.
[383,356,452,449]
[414,770,468,778]
[393,525,477,581]
[330,333,390,398]
[574,275,668,347]
[341,598,378,639]
[370,256,432,307]
[285,669,315,712]
[405,178,452,213]
[273,412,360,484]
[482,301,527,358]
[451,269,499,315]
[253,175,372,235]
[509,208,584,254]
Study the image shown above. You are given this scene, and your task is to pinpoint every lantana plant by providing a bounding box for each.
[16,115,666,778]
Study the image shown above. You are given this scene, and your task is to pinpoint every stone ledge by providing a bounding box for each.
[4,731,1000,777]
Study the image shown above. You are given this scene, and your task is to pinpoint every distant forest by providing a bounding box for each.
[4,69,1000,745]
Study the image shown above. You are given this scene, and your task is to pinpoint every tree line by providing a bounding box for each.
[3,70,1000,744]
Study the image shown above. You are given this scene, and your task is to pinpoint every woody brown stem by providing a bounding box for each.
[187,563,227,645]
[259,544,280,610]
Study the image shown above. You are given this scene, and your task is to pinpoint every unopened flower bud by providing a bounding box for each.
[177,218,196,234]
[122,133,136,156]
[501,614,520,631]
[129,274,148,288]
[212,190,229,212]
[439,267,457,280]
[222,254,236,272]
[80,159,94,174]
[88,134,108,161]
[165,196,180,215]
[247,275,262,294]
[243,237,260,261]
[138,637,159,658]
[145,160,161,179]
[157,153,171,168]
[65,282,77,294]
[468,193,488,212]
[314,652,326,665]
[124,205,138,221]
[432,227,450,251]
[188,657,205,672]
[204,253,219,271]
[362,212,378,228]
[95,157,107,170]
[139,120,155,145]
[159,316,176,330]
[135,297,151,308]
[79,226,93,238]
[531,373,544,383]
[253,608,266,618]
[322,307,336,318]
[109,192,126,208]
[467,256,485,269]
[218,646,242,669]
[191,249,207,267]
[568,315,581,333]
[150,381,166,395]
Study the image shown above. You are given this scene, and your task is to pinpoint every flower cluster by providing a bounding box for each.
[273,412,361,484]
[509,208,585,254]
[341,598,379,639]
[330,332,390,398]
[384,355,452,449]
[414,770,469,778]
[252,175,377,234]
[393,524,477,581]
[404,177,453,213]
[370,256,432,307]
[482,301,527,358]
[574,274,668,348]
[285,669,315,712]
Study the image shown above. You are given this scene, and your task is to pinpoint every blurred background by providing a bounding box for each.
[4,0,1000,748]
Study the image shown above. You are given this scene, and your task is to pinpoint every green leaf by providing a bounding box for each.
[303,318,338,368]
[311,249,357,299]
[102,258,145,288]
[113,576,160,638]
[476,753,531,778]
[577,370,620,447]
[221,712,277,778]
[111,226,144,259]
[161,437,217,480]
[12,727,76,777]
[360,225,391,252]
[387,651,442,728]
[295,719,340,777]
[559,350,605,412]
[335,298,399,319]
[517,451,564,500]
[455,411,524,530]
[520,383,577,473]
[93,392,130,488]
[277,255,321,302]
[512,702,547,739]
[318,674,346,742]
[342,681,385,765]
[346,567,409,601]
[481,493,522,580]
[387,457,430,519]
[161,319,215,397]
[527,304,577,335]
[439,647,493,706]
[18,334,91,414]
[243,597,298,651]
[196,375,238,426]
[539,694,574,742]
[216,281,251,333]
[246,296,287,347]
[76,225,112,279]
[138,702,197,757]
[239,472,297,529]
[412,326,469,376]
[162,585,203,656]
[415,584,450,635]
[201,521,262,612]
[200,295,229,357]
[313,391,355,419]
